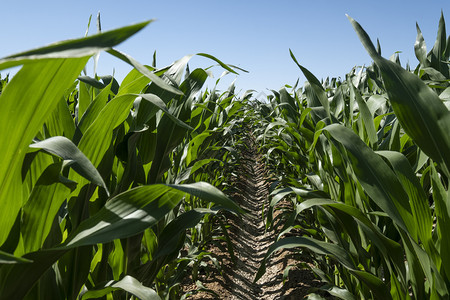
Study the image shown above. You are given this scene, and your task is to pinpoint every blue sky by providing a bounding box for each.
[1,1,448,93]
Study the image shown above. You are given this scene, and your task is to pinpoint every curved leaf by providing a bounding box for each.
[81,275,160,300]
[0,182,235,299]
[0,250,33,264]
[0,21,152,70]
[21,162,76,253]
[30,136,108,195]
[324,124,413,233]
[0,58,89,246]
[348,15,450,177]
[106,48,183,96]
[255,236,355,282]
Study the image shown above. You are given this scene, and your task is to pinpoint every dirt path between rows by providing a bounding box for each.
[183,133,325,299]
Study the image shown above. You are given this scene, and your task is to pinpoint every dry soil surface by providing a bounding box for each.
[182,134,328,299]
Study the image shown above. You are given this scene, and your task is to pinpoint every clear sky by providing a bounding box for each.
[1,1,448,94]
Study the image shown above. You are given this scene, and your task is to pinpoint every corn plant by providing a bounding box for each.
[255,13,450,299]
[0,19,245,300]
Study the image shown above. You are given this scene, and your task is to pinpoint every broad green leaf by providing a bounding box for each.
[70,93,136,194]
[196,53,241,74]
[430,11,448,77]
[256,234,391,299]
[0,58,89,246]
[78,75,108,89]
[30,136,108,195]
[21,162,76,253]
[63,184,183,248]
[147,69,208,183]
[63,182,240,248]
[349,15,450,177]
[323,124,413,233]
[311,285,356,300]
[45,96,77,139]
[106,48,183,96]
[377,151,433,246]
[400,229,449,298]
[290,50,330,118]
[0,250,33,264]
[117,67,151,96]
[139,94,193,130]
[81,275,160,300]
[175,158,220,184]
[430,163,450,282]
[255,236,355,282]
[76,79,113,135]
[186,132,211,165]
[59,245,93,300]
[297,198,406,281]
[0,182,234,298]
[0,248,68,300]
[0,21,152,70]
[414,23,429,67]
[154,208,218,259]
[108,239,125,280]
[22,150,55,198]
[77,79,93,121]
[167,182,244,214]
[349,270,392,299]
[350,83,377,146]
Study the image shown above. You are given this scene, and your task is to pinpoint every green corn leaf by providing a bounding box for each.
[107,48,183,96]
[310,285,356,300]
[0,182,233,298]
[0,250,33,264]
[0,248,68,300]
[0,21,152,71]
[186,132,211,165]
[63,185,183,248]
[46,96,77,139]
[290,49,330,119]
[139,94,193,130]
[350,270,392,299]
[197,53,242,74]
[147,69,208,183]
[70,93,137,195]
[430,163,450,282]
[430,11,448,77]
[0,21,152,247]
[254,236,355,280]
[153,208,218,260]
[81,275,160,300]
[30,136,108,195]
[255,234,391,299]
[0,58,89,246]
[414,23,429,67]
[297,198,406,281]
[175,158,220,184]
[169,182,244,214]
[77,80,92,120]
[400,229,448,298]
[348,15,450,177]
[376,151,433,246]
[21,162,76,253]
[117,68,151,95]
[350,83,377,146]
[78,75,108,89]
[323,124,414,233]
[63,182,240,248]
[76,79,113,135]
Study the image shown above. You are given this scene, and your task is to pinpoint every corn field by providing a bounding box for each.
[0,12,449,300]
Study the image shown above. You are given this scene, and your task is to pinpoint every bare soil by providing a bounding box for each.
[181,134,329,299]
